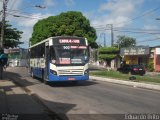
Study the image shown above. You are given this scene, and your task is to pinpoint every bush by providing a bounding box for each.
[147,62,154,72]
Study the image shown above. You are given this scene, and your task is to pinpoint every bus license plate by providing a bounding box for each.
[68,78,75,80]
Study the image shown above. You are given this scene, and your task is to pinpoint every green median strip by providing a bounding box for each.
[90,70,160,84]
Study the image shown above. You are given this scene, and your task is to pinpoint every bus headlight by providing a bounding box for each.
[84,69,89,75]
[50,69,57,75]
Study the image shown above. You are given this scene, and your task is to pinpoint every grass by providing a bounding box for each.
[90,70,160,84]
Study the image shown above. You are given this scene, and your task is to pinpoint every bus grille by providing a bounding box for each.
[58,69,84,76]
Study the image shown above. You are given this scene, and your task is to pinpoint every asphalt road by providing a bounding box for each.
[4,67,160,120]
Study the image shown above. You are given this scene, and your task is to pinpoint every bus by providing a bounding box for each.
[29,36,89,83]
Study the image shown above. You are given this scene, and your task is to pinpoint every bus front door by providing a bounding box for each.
[44,45,49,83]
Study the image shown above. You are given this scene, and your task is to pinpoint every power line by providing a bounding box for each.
[7,9,46,18]
[126,33,159,39]
[112,29,160,35]
[115,6,160,26]
[95,26,160,32]
[6,4,47,19]
[9,0,16,10]
[92,6,160,29]
[8,4,46,13]
[113,27,160,32]
[137,38,160,43]
[6,12,46,19]
[96,27,160,35]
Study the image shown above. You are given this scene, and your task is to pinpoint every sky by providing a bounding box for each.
[1,0,160,48]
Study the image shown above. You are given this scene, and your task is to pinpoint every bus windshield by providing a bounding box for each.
[51,45,89,65]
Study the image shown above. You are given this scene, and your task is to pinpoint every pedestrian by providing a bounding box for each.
[0,49,8,79]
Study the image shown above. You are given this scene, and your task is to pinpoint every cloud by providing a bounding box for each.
[19,27,32,48]
[143,25,159,30]
[8,0,22,10]
[65,0,75,7]
[92,0,144,27]
[44,0,56,7]
[6,0,55,48]
[98,0,115,12]
[15,13,52,27]
[8,12,52,48]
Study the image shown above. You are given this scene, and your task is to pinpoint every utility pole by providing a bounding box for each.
[104,33,106,47]
[106,24,114,46]
[0,0,8,49]
[111,24,114,46]
[100,33,106,47]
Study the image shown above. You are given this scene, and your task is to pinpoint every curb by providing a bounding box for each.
[90,76,160,91]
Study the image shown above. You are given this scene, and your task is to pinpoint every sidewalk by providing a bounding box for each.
[0,78,52,120]
[90,76,160,91]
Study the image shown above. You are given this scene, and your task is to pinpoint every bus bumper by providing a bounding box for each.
[48,74,89,82]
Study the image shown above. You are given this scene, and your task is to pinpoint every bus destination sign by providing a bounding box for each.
[59,39,80,44]
[53,37,86,45]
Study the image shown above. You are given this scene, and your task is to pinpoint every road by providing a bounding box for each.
[4,67,160,120]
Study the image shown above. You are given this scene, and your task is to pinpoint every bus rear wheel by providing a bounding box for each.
[42,75,48,84]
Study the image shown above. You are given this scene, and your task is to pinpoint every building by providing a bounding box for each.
[4,48,28,67]
[154,47,160,72]
[120,46,160,72]
[120,46,150,66]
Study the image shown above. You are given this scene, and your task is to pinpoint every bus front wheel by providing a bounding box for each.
[43,79,48,84]
[42,72,48,84]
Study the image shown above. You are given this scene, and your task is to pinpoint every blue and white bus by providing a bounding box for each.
[29,36,89,83]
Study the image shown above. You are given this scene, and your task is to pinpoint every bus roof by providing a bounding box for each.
[29,36,86,49]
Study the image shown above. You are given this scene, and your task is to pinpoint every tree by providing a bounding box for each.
[98,46,119,67]
[0,21,23,48]
[116,35,136,48]
[30,11,97,48]
[98,47,119,60]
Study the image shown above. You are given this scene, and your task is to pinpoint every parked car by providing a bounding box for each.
[117,64,146,76]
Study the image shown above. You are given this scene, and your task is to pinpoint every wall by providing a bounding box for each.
[154,48,160,72]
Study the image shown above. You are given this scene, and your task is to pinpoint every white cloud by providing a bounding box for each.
[98,0,115,12]
[65,0,75,7]
[8,0,22,10]
[92,0,144,28]
[6,0,54,48]
[19,27,32,48]
[15,13,52,27]
[143,25,159,30]
[18,13,52,48]
[7,12,52,48]
[44,0,56,7]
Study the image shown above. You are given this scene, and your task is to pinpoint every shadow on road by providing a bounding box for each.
[0,76,76,120]
[48,80,98,87]
[4,68,98,88]
[3,71,40,88]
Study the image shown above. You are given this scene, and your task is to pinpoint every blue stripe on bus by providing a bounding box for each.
[48,73,89,81]
[31,67,43,78]
[31,67,89,82]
